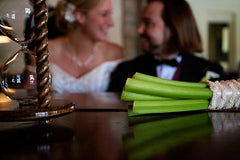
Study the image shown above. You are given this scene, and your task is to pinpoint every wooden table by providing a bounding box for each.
[0,92,240,160]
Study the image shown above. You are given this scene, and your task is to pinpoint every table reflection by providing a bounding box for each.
[0,122,74,157]
[124,112,240,160]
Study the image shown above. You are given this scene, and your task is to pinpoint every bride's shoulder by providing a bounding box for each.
[98,41,125,59]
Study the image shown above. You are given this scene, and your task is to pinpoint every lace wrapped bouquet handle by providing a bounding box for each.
[121,72,240,116]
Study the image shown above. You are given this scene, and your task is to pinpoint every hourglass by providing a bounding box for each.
[0,0,37,105]
[0,0,74,121]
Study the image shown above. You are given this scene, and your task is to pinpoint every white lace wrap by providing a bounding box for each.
[50,60,122,93]
[207,79,240,110]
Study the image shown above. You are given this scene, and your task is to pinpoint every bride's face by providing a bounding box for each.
[80,0,114,41]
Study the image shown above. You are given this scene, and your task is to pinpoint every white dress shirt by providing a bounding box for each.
[156,56,182,80]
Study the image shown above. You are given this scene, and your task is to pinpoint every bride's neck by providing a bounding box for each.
[64,33,96,56]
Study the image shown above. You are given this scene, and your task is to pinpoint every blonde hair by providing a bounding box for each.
[54,0,103,34]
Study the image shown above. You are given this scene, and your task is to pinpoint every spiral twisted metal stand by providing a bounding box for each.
[33,0,51,108]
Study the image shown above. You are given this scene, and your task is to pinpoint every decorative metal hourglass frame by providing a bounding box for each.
[0,0,74,121]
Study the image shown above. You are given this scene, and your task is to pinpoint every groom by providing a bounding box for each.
[108,0,223,92]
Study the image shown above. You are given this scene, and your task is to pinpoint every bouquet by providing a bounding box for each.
[121,72,240,116]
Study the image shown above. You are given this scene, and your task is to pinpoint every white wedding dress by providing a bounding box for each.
[50,60,121,93]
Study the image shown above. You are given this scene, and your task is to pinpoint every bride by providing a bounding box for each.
[48,0,124,93]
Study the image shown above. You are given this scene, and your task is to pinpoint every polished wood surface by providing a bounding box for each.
[1,93,240,160]
[53,92,129,111]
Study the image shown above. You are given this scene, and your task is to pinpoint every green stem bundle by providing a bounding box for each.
[133,72,207,88]
[124,78,212,99]
[133,99,209,114]
[121,72,213,115]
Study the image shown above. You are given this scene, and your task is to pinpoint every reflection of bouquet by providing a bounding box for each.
[209,112,240,133]
[121,72,240,116]
[123,113,213,160]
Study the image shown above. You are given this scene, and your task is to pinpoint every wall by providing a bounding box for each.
[107,0,123,46]
[186,0,240,72]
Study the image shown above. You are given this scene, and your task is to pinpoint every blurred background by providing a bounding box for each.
[0,0,240,77]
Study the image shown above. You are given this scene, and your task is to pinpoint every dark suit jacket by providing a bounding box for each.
[107,53,223,92]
